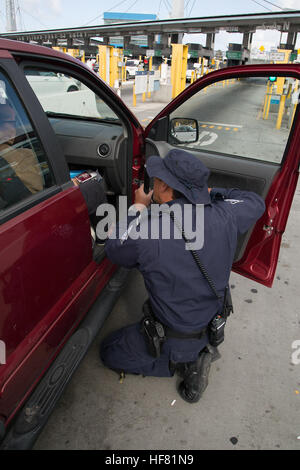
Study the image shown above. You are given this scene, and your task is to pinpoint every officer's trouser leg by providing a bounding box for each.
[100,322,173,377]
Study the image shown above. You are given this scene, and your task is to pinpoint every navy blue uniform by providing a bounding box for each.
[100,188,265,377]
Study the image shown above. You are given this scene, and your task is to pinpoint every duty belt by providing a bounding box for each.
[142,300,207,341]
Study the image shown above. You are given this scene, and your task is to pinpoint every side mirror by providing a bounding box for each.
[169,118,198,144]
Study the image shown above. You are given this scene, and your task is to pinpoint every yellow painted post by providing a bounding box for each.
[171,44,188,99]
[98,45,108,82]
[276,94,287,129]
[67,49,78,58]
[263,81,270,119]
[147,56,153,98]
[264,84,273,120]
[133,84,136,107]
[109,47,118,88]
[53,46,67,54]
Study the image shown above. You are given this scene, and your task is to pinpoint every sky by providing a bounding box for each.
[0,0,299,51]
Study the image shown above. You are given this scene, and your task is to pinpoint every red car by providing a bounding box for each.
[0,39,299,449]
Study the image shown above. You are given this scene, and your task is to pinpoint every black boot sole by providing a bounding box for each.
[177,352,212,404]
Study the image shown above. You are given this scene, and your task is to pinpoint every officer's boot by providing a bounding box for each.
[178,350,213,403]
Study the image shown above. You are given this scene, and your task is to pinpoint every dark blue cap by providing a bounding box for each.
[146,149,211,205]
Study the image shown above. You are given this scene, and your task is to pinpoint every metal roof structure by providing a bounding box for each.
[0,11,299,44]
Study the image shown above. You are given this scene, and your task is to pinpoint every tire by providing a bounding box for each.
[67,85,78,92]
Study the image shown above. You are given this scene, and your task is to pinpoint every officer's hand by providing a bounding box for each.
[134,184,153,208]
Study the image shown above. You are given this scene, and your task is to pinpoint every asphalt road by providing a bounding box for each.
[122,77,293,164]
[33,80,300,451]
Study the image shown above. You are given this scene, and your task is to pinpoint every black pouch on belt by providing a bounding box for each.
[141,301,166,358]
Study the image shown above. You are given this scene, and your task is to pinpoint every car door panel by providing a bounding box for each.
[145,64,300,287]
[0,57,116,421]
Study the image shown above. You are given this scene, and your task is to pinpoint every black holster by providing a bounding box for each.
[141,300,166,358]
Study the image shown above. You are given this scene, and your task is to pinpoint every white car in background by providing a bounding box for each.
[26,70,80,95]
[125,59,140,80]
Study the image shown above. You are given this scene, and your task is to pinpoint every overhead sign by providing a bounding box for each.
[269,52,285,61]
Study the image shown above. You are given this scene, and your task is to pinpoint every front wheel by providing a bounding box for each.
[67,86,79,92]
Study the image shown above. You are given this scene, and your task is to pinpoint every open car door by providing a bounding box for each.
[145,64,300,287]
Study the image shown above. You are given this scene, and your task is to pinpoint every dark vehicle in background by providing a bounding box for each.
[0,38,299,449]
[226,43,250,66]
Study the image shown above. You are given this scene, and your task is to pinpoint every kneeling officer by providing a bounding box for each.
[100,149,265,403]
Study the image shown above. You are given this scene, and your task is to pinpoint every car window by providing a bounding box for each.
[24,67,119,122]
[126,61,138,66]
[169,75,299,164]
[0,72,55,211]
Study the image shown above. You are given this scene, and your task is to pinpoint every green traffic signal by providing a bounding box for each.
[268,76,277,82]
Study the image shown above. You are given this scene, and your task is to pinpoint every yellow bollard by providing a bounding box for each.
[171,44,188,99]
[263,81,271,119]
[109,47,119,88]
[264,85,273,120]
[201,60,204,77]
[148,56,153,98]
[142,92,146,102]
[133,84,136,107]
[98,45,108,82]
[276,94,286,129]
[263,84,273,120]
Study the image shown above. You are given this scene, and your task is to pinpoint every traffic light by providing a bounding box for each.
[143,58,149,71]
[268,76,277,82]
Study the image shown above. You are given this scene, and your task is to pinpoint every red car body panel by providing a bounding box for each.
[0,185,117,422]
